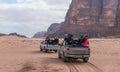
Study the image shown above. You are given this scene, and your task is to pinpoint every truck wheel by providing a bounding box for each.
[83,58,89,62]
[62,53,68,62]
[54,50,57,53]
[45,49,48,53]
[58,52,61,59]
[40,46,43,51]
[40,48,43,51]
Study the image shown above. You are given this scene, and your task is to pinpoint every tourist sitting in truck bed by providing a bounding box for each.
[45,37,59,45]
[78,36,85,45]
[64,34,74,45]
[82,35,89,47]
[53,36,59,44]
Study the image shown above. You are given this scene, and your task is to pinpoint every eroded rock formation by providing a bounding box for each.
[54,0,120,38]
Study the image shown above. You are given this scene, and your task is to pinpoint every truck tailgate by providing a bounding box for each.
[47,45,58,49]
[68,48,90,55]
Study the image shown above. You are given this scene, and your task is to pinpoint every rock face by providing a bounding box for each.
[54,0,120,37]
[32,31,46,38]
[45,22,63,37]
[115,0,120,27]
[32,22,63,38]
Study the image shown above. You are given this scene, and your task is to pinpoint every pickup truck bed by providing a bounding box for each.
[58,44,90,62]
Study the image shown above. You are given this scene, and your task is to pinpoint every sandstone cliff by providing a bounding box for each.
[53,0,120,38]
[45,22,63,37]
[33,22,63,38]
[32,31,46,38]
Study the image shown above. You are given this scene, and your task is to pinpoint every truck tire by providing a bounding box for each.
[58,52,61,59]
[40,46,43,51]
[40,48,43,51]
[54,50,57,53]
[62,53,68,62]
[44,48,48,53]
[83,57,89,62]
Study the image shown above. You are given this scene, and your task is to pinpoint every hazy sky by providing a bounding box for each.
[0,0,71,37]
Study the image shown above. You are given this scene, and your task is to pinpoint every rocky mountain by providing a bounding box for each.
[52,0,120,38]
[45,22,63,37]
[32,31,46,38]
[0,33,27,38]
[32,22,63,38]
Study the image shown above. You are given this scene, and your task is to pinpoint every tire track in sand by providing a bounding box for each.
[42,52,70,72]
[41,52,103,72]
[66,63,80,72]
[49,53,80,72]
[65,60,103,72]
[87,62,103,72]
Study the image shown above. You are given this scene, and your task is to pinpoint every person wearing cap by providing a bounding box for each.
[64,34,68,42]
[45,37,50,44]
[78,35,85,45]
[54,36,59,44]
[64,34,73,45]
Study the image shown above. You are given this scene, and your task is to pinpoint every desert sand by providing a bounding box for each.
[0,36,120,72]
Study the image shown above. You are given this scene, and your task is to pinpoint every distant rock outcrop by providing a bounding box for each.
[53,0,120,38]
[32,31,46,38]
[0,33,27,38]
[0,33,7,36]
[8,33,27,38]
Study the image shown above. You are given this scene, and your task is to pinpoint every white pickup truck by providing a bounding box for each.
[58,40,90,62]
[40,40,58,53]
